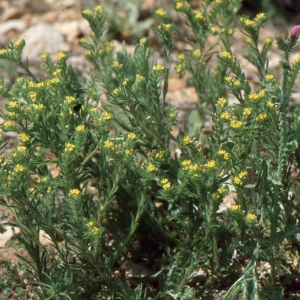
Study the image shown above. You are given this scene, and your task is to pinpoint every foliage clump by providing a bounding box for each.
[1,1,300,299]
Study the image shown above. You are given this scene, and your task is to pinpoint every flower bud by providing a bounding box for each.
[291,25,300,39]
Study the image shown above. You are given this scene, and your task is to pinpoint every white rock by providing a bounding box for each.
[0,19,26,35]
[0,226,20,247]
[20,22,69,59]
[54,19,91,43]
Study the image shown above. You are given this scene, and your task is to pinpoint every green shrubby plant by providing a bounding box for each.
[1,1,300,299]
[171,0,242,134]
[99,0,153,44]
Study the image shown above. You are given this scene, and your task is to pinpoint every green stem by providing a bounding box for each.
[270,49,290,285]
[81,145,100,167]
[18,60,37,81]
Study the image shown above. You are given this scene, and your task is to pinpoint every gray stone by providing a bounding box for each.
[0,19,26,35]
[20,22,69,59]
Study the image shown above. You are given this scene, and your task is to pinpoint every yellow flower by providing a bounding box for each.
[151,150,165,159]
[14,40,22,47]
[155,8,166,17]
[53,69,61,77]
[206,160,216,168]
[248,93,258,101]
[7,111,15,118]
[87,221,94,227]
[267,101,275,108]
[225,76,233,84]
[211,27,218,34]
[31,103,44,111]
[217,149,229,160]
[188,163,199,172]
[243,107,252,117]
[82,9,92,15]
[35,81,45,89]
[69,189,80,196]
[265,38,272,44]
[220,111,230,120]
[231,205,239,211]
[125,149,133,156]
[19,132,30,142]
[3,121,14,129]
[265,74,274,81]
[175,64,183,73]
[113,88,120,95]
[233,176,242,185]
[183,136,192,145]
[177,53,185,61]
[140,37,146,44]
[233,171,247,185]
[192,49,201,58]
[91,226,99,235]
[220,51,232,59]
[153,65,165,72]
[65,96,75,104]
[161,178,171,190]
[105,42,113,52]
[240,17,255,27]
[103,111,113,121]
[248,90,265,101]
[256,113,267,121]
[79,37,87,44]
[146,163,158,172]
[254,13,266,21]
[195,12,204,21]
[76,124,85,132]
[0,49,7,55]
[176,2,184,9]
[122,78,129,86]
[258,89,266,98]
[49,77,59,85]
[29,92,37,102]
[104,140,114,149]
[94,5,102,12]
[218,186,227,195]
[216,97,227,108]
[112,61,123,69]
[17,146,27,152]
[239,171,247,179]
[230,119,243,129]
[65,143,75,152]
[57,52,67,60]
[136,74,144,81]
[38,176,49,183]
[246,213,257,222]
[8,101,18,108]
[128,132,136,140]
[15,164,24,173]
[293,55,300,66]
[164,24,172,30]
[181,160,191,168]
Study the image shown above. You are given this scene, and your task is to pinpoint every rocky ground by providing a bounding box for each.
[0,0,300,297]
